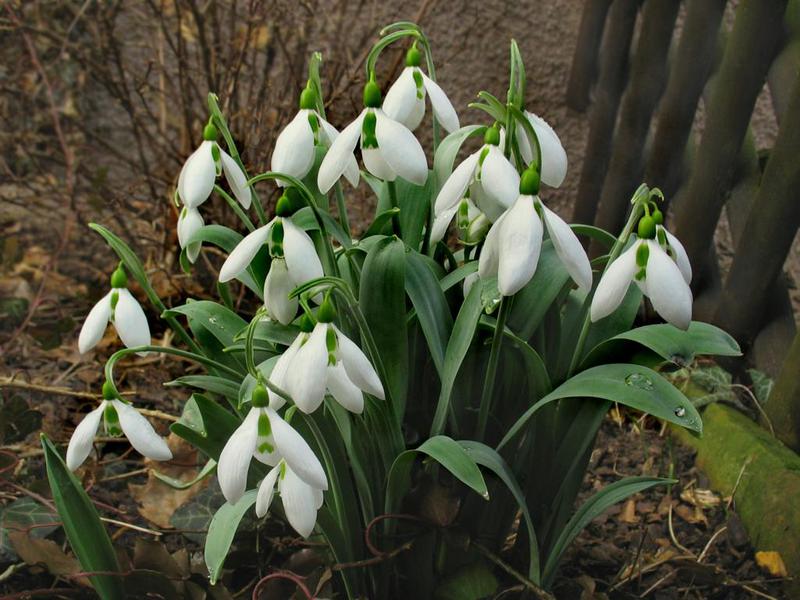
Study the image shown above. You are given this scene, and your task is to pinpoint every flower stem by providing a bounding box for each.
[566,202,644,377]
[387,180,402,238]
[475,296,514,439]
[333,182,351,240]
[214,185,255,232]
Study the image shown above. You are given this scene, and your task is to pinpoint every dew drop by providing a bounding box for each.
[674,406,686,418]
[625,373,654,391]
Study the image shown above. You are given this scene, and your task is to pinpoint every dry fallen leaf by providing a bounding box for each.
[680,488,721,509]
[619,498,639,524]
[9,532,89,586]
[755,551,788,577]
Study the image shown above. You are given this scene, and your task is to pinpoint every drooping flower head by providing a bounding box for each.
[283,297,385,415]
[512,110,568,188]
[382,43,459,134]
[271,81,359,188]
[479,167,592,296]
[591,209,692,329]
[177,206,204,264]
[78,264,150,354]
[317,76,428,193]
[66,381,172,470]
[218,190,323,325]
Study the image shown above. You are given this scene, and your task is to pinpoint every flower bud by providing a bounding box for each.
[299,82,317,111]
[405,43,421,67]
[519,167,540,196]
[110,266,128,289]
[298,313,315,333]
[652,209,663,225]
[637,216,656,240]
[276,193,294,217]
[363,78,382,108]
[317,294,336,323]
[102,380,116,400]
[203,122,218,141]
[483,125,501,147]
[251,382,269,407]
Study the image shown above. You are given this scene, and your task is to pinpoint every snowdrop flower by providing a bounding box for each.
[256,459,324,538]
[271,82,359,188]
[78,265,150,354]
[433,125,519,229]
[479,168,592,297]
[217,383,328,506]
[317,77,428,193]
[284,299,384,414]
[177,206,204,263]
[177,122,250,210]
[512,110,568,188]
[382,43,459,134]
[591,213,692,329]
[218,194,323,324]
[66,382,172,470]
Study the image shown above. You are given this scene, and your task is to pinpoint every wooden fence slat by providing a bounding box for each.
[590,0,680,255]
[644,0,727,208]
[713,76,800,346]
[671,0,788,286]
[572,0,640,227]
[566,0,613,112]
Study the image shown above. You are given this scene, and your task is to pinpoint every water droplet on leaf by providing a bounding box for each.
[674,406,686,418]
[625,373,654,390]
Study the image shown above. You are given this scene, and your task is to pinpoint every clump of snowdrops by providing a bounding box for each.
[49,22,740,599]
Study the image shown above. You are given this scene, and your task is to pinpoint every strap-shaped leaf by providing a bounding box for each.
[205,489,257,584]
[165,375,240,402]
[41,435,124,599]
[542,476,674,586]
[499,364,702,450]
[165,300,248,350]
[170,394,241,460]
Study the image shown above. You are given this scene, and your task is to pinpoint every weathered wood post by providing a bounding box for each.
[765,331,800,452]
[591,0,680,255]
[713,77,800,346]
[572,0,640,227]
[671,0,788,287]
[566,0,613,112]
[644,0,727,207]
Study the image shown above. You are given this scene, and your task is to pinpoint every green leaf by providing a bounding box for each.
[171,394,241,460]
[233,319,300,347]
[292,206,352,249]
[542,476,674,585]
[386,436,489,516]
[747,368,774,405]
[204,489,257,584]
[499,364,702,450]
[434,561,498,600]
[430,278,484,436]
[41,435,124,599]
[0,497,59,562]
[433,125,486,189]
[365,174,434,250]
[165,375,240,402]
[570,224,618,249]
[459,441,541,583]
[364,208,400,238]
[359,236,408,417]
[583,321,741,368]
[153,460,216,490]
[405,250,453,377]
[440,261,478,293]
[165,300,248,350]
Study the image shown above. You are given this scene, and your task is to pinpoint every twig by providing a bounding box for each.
[667,502,696,558]
[100,517,162,537]
[471,541,555,600]
[732,384,775,436]
[727,456,753,511]
[639,569,676,597]
[697,526,727,563]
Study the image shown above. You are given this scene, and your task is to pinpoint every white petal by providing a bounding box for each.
[326,362,364,413]
[498,195,542,296]
[78,292,112,354]
[319,116,360,187]
[218,223,271,282]
[279,467,320,538]
[421,72,459,133]
[264,258,298,325]
[285,323,328,413]
[430,204,459,244]
[479,146,520,212]
[266,407,327,490]
[662,227,692,284]
[478,210,508,279]
[112,399,172,462]
[590,243,639,322]
[271,110,316,184]
[362,147,397,181]
[282,218,324,287]
[268,334,304,409]
[255,465,281,518]
[177,207,204,264]
[217,408,259,504]
[178,141,216,208]
[434,151,480,214]
[333,326,384,399]
[220,150,251,209]
[645,240,693,330]
[318,110,366,193]
[525,111,568,188]
[382,67,425,131]
[541,203,592,291]
[471,180,507,222]
[66,402,105,470]
[375,110,428,186]
[113,289,151,351]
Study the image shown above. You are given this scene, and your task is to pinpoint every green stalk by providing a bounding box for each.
[566,202,643,377]
[475,296,514,439]
[244,308,266,378]
[386,179,402,237]
[214,185,255,232]
[334,182,352,240]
